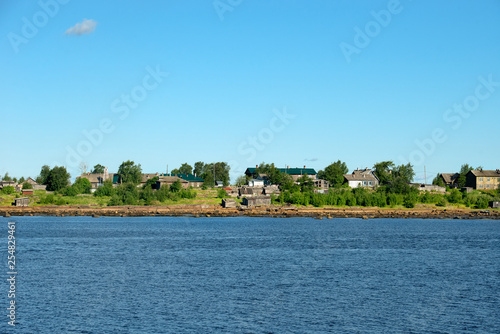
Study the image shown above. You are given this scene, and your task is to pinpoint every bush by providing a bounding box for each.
[447,189,463,204]
[475,196,489,209]
[403,193,417,208]
[217,188,227,198]
[1,186,16,194]
[22,182,33,190]
[436,197,447,207]
[39,194,56,205]
[94,180,115,197]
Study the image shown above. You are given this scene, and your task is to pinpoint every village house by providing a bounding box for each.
[343,168,379,188]
[25,177,47,190]
[155,175,189,189]
[248,178,265,187]
[465,169,500,190]
[14,197,30,207]
[165,173,205,188]
[313,179,330,193]
[0,180,16,189]
[22,188,34,196]
[221,198,237,208]
[245,166,318,182]
[78,169,118,192]
[242,195,271,208]
[411,183,446,193]
[438,173,459,188]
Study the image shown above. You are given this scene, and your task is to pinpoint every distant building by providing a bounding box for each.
[161,173,204,188]
[0,181,16,189]
[222,198,237,208]
[22,189,34,196]
[215,181,224,188]
[78,168,117,192]
[343,168,379,188]
[25,177,46,191]
[155,176,189,189]
[411,183,445,193]
[490,201,500,208]
[245,166,317,182]
[248,178,264,187]
[313,179,329,191]
[439,173,459,188]
[242,196,271,208]
[466,169,500,190]
[14,197,29,207]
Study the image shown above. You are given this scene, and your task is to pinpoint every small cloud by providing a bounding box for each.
[65,19,97,36]
[304,158,318,162]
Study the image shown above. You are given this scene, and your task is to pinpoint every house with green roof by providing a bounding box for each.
[159,173,204,188]
[245,166,317,182]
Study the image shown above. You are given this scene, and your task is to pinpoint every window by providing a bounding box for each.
[479,177,483,181]
[487,178,490,182]
[487,184,490,189]
[363,181,367,186]
[368,181,372,186]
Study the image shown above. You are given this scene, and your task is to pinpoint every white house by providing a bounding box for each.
[343,168,380,188]
[248,179,264,187]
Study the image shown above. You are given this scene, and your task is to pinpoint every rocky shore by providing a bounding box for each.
[0,205,498,219]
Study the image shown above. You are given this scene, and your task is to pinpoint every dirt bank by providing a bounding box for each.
[0,205,498,219]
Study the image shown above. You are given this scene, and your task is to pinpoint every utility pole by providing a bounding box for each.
[213,163,215,186]
[424,166,427,185]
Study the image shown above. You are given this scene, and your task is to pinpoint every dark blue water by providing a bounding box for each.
[1,216,499,333]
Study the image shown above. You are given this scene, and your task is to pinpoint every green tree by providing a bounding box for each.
[46,166,70,191]
[2,172,12,181]
[18,177,25,184]
[217,188,227,198]
[432,173,445,187]
[91,164,106,174]
[170,180,182,192]
[94,179,115,197]
[235,175,247,186]
[297,174,314,192]
[1,186,15,194]
[393,163,415,183]
[73,177,92,194]
[373,161,395,185]
[142,176,158,189]
[179,163,193,175]
[36,165,51,185]
[117,160,142,185]
[201,162,230,187]
[317,160,349,188]
[457,164,474,188]
[194,162,205,177]
[170,168,180,175]
[22,182,33,189]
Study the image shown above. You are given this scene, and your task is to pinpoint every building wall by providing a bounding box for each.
[475,176,499,190]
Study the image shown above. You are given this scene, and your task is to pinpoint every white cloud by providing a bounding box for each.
[65,19,97,36]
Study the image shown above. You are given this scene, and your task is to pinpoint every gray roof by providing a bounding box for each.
[343,169,379,182]
[469,170,500,178]
[440,173,459,184]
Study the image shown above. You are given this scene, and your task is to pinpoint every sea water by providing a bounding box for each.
[1,216,499,333]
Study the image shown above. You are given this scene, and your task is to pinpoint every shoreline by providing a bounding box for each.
[0,205,498,219]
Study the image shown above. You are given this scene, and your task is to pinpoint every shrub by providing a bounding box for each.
[475,196,489,209]
[436,197,447,207]
[22,182,33,190]
[2,186,15,194]
[447,189,463,204]
[403,193,417,208]
[217,188,227,198]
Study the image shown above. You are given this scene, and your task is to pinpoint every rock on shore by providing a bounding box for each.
[0,205,498,219]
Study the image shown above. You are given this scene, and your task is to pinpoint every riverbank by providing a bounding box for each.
[0,205,498,219]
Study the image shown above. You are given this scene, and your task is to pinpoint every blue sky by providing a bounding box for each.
[1,0,499,183]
